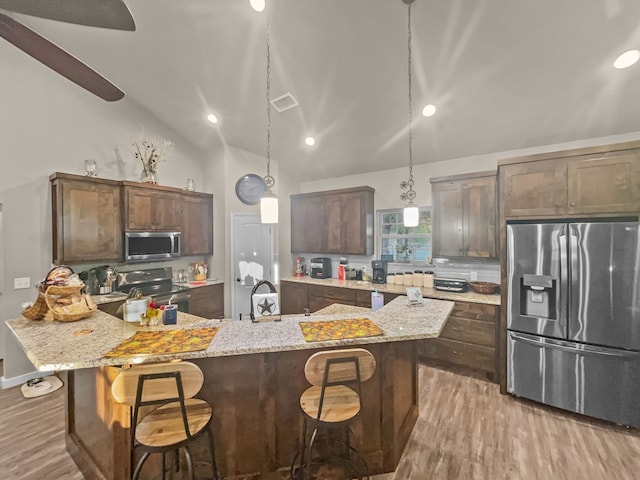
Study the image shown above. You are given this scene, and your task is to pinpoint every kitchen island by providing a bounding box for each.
[6,296,454,480]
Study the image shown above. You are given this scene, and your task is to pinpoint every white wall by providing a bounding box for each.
[0,42,213,381]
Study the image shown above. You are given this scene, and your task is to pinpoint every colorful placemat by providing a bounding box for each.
[299,318,384,342]
[103,327,219,357]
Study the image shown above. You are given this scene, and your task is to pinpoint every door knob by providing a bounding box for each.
[236,278,241,282]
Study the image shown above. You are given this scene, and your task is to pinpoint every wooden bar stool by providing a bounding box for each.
[111,361,222,480]
[292,348,376,480]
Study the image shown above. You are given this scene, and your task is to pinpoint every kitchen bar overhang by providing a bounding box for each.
[6,296,454,479]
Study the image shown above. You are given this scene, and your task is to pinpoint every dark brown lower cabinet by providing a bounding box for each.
[188,283,224,319]
[280,280,403,314]
[420,301,499,382]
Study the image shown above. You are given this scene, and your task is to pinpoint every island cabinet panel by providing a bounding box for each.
[180,192,213,255]
[67,342,419,479]
[420,301,499,382]
[124,185,180,231]
[291,186,374,255]
[431,171,497,259]
[50,173,123,264]
[280,280,309,314]
[188,283,224,319]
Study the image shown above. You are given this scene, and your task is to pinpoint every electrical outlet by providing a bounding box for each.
[14,277,31,289]
[470,271,478,281]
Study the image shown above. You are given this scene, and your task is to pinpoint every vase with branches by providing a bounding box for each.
[133,135,173,184]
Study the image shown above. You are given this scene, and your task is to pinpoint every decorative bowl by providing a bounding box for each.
[468,281,500,295]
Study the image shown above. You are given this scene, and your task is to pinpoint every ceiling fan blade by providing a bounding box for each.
[0,0,135,31]
[0,13,124,101]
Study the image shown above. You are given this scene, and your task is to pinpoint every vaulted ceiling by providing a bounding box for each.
[4,0,640,181]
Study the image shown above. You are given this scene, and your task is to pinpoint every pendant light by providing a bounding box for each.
[260,1,278,224]
[400,0,419,228]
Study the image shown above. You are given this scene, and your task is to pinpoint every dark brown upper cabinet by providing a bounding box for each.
[291,186,374,255]
[123,183,181,231]
[500,145,640,218]
[431,171,497,259]
[180,192,214,256]
[51,174,214,264]
[50,173,123,264]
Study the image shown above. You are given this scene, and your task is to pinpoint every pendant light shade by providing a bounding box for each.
[403,205,419,227]
[260,0,278,224]
[260,191,279,224]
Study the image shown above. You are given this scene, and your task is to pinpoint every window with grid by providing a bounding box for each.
[377,208,431,262]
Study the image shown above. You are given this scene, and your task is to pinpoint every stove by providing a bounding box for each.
[116,267,191,311]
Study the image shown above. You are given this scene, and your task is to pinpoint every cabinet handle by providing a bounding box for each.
[451,326,464,331]
[569,202,576,206]
[453,350,464,355]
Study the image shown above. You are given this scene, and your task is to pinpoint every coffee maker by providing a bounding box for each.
[294,257,306,277]
[371,260,387,284]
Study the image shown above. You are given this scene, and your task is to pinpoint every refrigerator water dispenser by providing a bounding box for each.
[520,274,556,319]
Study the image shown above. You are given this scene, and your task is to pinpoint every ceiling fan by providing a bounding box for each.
[0,0,135,101]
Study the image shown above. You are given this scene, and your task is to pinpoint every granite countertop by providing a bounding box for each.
[6,296,454,372]
[282,276,501,306]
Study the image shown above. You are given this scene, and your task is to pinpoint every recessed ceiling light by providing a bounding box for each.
[250,0,265,12]
[613,49,640,69]
[422,104,437,117]
[305,136,315,147]
[207,113,218,124]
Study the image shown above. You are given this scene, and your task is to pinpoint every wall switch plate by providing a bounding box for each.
[14,277,30,289]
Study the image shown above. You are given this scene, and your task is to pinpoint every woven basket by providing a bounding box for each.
[468,281,500,295]
[21,289,50,320]
[44,285,97,322]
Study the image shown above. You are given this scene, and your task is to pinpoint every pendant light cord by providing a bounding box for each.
[400,0,416,204]
[264,6,275,189]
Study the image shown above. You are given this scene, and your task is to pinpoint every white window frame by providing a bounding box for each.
[376,207,432,263]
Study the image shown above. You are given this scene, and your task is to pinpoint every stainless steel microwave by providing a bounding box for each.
[125,231,181,262]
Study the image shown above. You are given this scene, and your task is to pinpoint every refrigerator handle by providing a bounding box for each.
[509,332,640,358]
[558,232,568,326]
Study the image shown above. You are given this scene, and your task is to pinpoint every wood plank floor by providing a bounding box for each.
[1,362,639,480]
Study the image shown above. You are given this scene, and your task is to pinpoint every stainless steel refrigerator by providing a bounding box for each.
[507,221,640,428]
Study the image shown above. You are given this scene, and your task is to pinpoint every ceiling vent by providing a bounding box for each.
[270,92,298,113]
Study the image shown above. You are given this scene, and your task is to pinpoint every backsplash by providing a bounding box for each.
[293,254,500,284]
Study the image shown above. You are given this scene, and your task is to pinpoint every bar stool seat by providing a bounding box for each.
[292,348,376,480]
[111,361,221,480]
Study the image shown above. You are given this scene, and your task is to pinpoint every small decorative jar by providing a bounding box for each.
[404,272,414,286]
[386,272,395,285]
[395,272,403,285]
[423,271,434,288]
[413,270,423,287]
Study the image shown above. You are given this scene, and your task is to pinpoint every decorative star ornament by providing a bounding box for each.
[258,297,275,315]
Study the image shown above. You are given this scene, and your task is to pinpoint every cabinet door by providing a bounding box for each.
[291,187,374,255]
[189,283,224,319]
[52,178,122,264]
[325,192,369,254]
[501,158,568,217]
[432,182,463,257]
[568,151,640,214]
[125,187,180,231]
[291,195,326,253]
[181,193,213,256]
[280,281,309,314]
[462,176,496,258]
